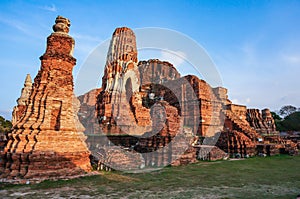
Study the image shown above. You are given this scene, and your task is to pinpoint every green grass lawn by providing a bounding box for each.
[1,155,300,199]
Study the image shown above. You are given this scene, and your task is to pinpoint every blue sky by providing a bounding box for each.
[1,0,300,119]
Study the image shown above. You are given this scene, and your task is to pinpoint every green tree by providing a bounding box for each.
[0,115,12,133]
[271,112,282,121]
[279,105,297,118]
[280,112,300,131]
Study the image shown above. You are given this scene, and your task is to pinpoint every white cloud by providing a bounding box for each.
[281,53,300,65]
[159,50,187,67]
[0,17,29,34]
[231,98,251,106]
[72,33,103,63]
[246,98,251,103]
[231,99,240,105]
[41,4,57,12]
[0,16,46,40]
[0,110,12,120]
[240,42,258,66]
[72,33,102,42]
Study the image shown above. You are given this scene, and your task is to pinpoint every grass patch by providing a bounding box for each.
[1,155,300,198]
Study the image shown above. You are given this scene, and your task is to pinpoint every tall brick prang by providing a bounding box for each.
[97,27,149,135]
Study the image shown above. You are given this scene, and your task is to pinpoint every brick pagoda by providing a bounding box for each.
[0,16,91,181]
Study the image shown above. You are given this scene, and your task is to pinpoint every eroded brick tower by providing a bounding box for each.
[0,16,91,181]
[97,27,151,135]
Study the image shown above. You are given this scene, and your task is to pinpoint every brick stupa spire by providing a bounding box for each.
[12,74,33,125]
[1,16,91,182]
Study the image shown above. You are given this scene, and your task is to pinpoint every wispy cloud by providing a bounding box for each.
[281,53,300,65]
[41,4,57,12]
[0,16,45,40]
[159,50,187,66]
[0,17,29,34]
[0,110,12,120]
[232,98,251,105]
[240,42,258,67]
[72,33,102,42]
[72,33,103,60]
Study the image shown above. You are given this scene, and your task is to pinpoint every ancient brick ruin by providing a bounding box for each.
[79,24,297,170]
[1,16,298,182]
[79,26,298,170]
[219,103,297,157]
[247,108,277,134]
[12,74,33,126]
[1,16,91,182]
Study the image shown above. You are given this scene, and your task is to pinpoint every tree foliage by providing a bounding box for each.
[279,112,300,132]
[274,111,300,132]
[279,105,297,118]
[0,116,12,133]
[271,112,282,121]
[273,105,300,132]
